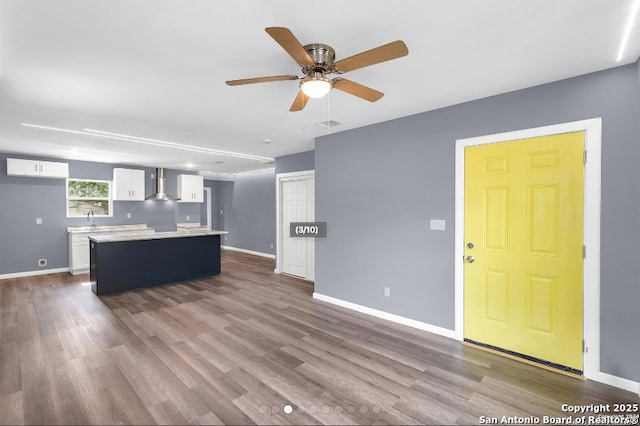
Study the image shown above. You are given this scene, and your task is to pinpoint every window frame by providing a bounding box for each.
[66,178,114,218]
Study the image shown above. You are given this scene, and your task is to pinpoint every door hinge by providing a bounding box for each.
[583,245,586,259]
[583,339,588,353]
[583,150,587,164]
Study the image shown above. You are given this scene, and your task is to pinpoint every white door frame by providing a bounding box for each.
[454,118,602,379]
[275,170,315,274]
[204,187,212,229]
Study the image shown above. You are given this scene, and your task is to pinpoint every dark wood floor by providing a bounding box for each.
[0,251,637,425]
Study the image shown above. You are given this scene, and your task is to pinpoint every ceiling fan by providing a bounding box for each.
[225,27,409,112]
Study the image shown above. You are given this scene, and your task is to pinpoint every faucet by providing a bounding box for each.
[86,209,96,230]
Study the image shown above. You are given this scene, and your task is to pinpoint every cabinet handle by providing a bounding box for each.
[40,164,43,173]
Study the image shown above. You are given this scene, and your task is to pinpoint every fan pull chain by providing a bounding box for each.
[326,91,332,134]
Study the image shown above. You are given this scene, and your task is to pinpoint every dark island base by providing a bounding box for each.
[90,234,221,295]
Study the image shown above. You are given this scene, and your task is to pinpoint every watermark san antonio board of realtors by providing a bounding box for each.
[478,414,638,425]
[478,403,639,425]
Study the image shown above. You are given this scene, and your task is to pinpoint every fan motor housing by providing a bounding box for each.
[303,43,335,70]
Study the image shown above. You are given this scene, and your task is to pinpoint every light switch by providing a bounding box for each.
[430,219,445,231]
[36,217,43,225]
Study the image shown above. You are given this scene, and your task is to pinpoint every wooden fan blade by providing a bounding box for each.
[334,40,408,73]
[332,78,384,102]
[226,75,299,86]
[265,27,315,67]
[289,91,310,112]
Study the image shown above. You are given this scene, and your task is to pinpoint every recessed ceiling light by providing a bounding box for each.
[263,139,272,144]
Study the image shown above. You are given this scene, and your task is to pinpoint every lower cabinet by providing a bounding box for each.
[69,233,92,274]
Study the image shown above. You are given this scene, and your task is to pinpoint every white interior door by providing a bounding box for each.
[281,176,315,280]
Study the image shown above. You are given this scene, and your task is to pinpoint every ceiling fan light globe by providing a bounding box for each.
[300,78,332,98]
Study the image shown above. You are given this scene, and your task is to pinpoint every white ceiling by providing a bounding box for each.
[1,0,638,175]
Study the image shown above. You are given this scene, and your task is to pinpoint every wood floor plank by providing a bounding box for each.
[0,339,21,396]
[142,335,207,389]
[93,362,156,424]
[0,253,637,425]
[148,399,190,425]
[0,391,23,425]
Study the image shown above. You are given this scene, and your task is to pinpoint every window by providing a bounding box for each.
[67,179,112,217]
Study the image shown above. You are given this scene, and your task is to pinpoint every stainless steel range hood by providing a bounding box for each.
[145,168,179,201]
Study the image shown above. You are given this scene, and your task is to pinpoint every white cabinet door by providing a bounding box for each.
[68,234,91,274]
[7,158,39,176]
[113,168,145,200]
[38,160,69,178]
[177,174,203,202]
[7,158,68,178]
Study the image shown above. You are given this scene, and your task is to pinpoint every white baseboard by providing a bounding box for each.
[221,245,275,259]
[591,371,640,395]
[312,292,457,340]
[312,292,640,394]
[0,267,70,280]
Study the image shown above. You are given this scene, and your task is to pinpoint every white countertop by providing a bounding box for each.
[67,224,153,234]
[89,229,227,243]
[176,222,209,229]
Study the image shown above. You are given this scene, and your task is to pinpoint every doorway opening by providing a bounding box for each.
[276,170,315,281]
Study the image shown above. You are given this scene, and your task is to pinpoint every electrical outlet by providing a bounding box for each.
[384,287,391,297]
[126,213,131,219]
[38,259,47,267]
[186,215,190,221]
[220,210,223,215]
[36,217,43,225]
[270,243,274,249]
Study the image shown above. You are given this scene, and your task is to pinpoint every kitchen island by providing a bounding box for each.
[89,230,227,295]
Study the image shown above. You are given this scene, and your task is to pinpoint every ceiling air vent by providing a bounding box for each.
[314,120,342,129]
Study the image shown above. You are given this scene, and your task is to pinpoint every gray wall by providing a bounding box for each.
[215,170,276,255]
[315,60,640,382]
[275,150,314,174]
[0,153,202,275]
[214,150,315,256]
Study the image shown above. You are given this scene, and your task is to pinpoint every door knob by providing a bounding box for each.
[465,255,475,263]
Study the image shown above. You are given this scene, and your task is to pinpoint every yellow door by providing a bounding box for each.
[464,132,584,371]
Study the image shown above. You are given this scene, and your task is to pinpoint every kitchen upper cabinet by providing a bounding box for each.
[113,168,145,201]
[177,174,203,202]
[7,158,69,178]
